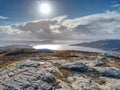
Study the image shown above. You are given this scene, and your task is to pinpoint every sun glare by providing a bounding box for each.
[33,45,61,50]
[39,3,51,15]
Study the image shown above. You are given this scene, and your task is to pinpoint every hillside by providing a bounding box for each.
[71,39,120,51]
[0,48,120,90]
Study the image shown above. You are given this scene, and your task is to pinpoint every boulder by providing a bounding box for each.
[96,67,120,79]
[62,62,88,72]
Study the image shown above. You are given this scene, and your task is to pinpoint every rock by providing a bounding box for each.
[1,50,120,90]
[96,67,120,79]
[17,61,40,69]
[62,62,97,73]
[0,60,55,90]
[56,81,72,90]
[95,60,105,67]
[67,75,101,90]
[100,77,120,90]
[62,62,88,72]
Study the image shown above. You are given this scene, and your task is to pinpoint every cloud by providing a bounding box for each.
[62,11,120,39]
[1,11,120,40]
[111,3,120,8]
[111,1,120,10]
[0,16,8,20]
[53,15,67,22]
[0,25,29,40]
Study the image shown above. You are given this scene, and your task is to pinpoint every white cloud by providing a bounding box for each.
[62,11,120,37]
[1,11,120,40]
[111,3,120,8]
[0,16,8,20]
[111,3,120,9]
[111,1,120,10]
[53,15,67,22]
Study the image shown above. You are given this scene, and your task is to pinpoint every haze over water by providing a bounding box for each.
[0,40,110,54]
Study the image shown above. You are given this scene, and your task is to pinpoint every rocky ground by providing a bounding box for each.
[0,49,120,90]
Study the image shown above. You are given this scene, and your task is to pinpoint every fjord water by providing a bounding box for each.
[33,44,106,53]
[0,40,111,54]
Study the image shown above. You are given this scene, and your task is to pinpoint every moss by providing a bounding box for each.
[0,61,19,71]
[93,77,106,85]
[69,84,79,90]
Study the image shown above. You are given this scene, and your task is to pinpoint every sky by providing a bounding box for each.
[0,0,120,41]
[0,0,117,24]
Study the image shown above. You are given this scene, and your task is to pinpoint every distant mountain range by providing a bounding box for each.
[0,45,32,50]
[71,39,120,51]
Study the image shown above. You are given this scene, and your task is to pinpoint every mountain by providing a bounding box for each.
[0,45,32,50]
[71,39,120,51]
[0,48,120,90]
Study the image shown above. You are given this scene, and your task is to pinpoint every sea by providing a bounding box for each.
[0,40,114,54]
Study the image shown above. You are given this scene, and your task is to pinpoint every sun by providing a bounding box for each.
[40,3,51,15]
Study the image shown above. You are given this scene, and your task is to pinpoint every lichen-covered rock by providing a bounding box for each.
[56,81,72,90]
[0,60,55,90]
[95,60,105,67]
[62,62,97,73]
[62,62,88,72]
[96,67,120,79]
[67,75,101,90]
[0,51,120,90]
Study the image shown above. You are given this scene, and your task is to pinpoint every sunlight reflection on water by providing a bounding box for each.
[33,45,61,50]
[33,44,109,53]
